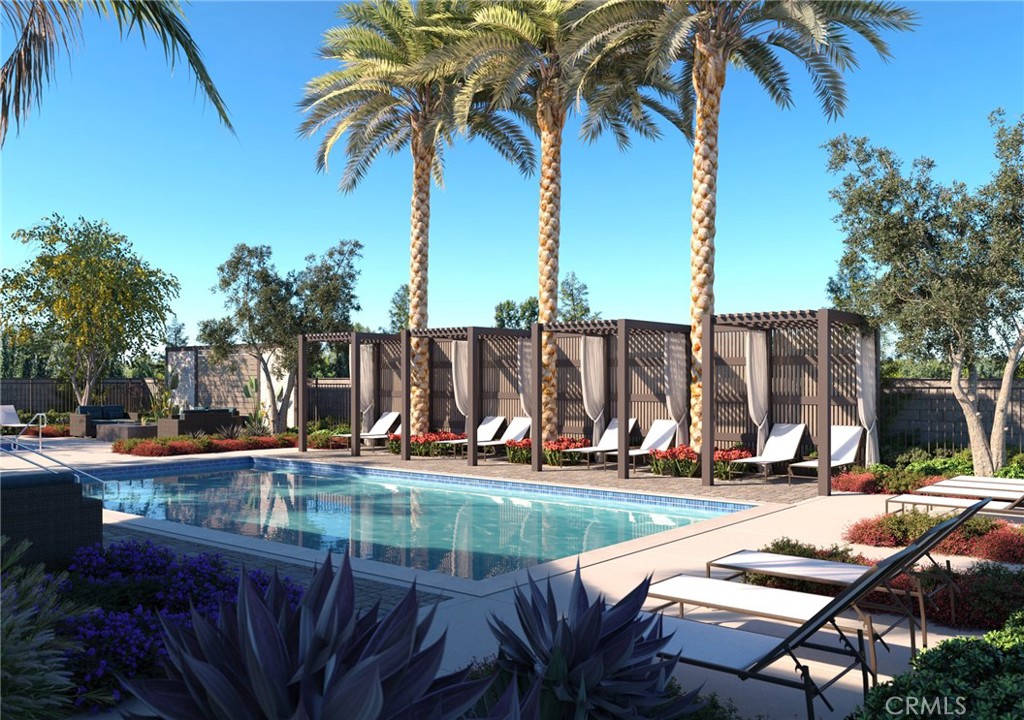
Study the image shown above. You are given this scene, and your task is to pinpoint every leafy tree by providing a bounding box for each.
[494,296,540,330]
[0,214,179,405]
[387,284,411,333]
[576,0,916,450]
[299,0,534,435]
[198,241,363,433]
[0,329,52,378]
[435,0,686,441]
[0,0,232,145]
[826,111,1024,474]
[557,271,599,322]
[165,314,188,347]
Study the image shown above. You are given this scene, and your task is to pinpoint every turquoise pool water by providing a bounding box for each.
[98,459,751,581]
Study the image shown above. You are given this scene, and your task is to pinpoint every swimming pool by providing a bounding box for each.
[96,458,753,581]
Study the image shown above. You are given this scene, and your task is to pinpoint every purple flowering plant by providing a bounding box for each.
[59,540,304,711]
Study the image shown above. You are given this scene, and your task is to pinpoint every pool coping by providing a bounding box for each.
[93,456,788,597]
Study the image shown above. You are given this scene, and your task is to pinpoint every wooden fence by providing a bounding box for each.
[0,378,153,414]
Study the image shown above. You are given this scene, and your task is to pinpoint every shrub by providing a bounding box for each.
[0,538,83,720]
[384,431,467,456]
[995,459,1024,479]
[505,438,532,464]
[842,511,1021,562]
[832,470,879,494]
[850,611,1024,719]
[650,445,699,477]
[973,524,1024,564]
[876,469,934,495]
[542,435,589,466]
[892,446,933,468]
[124,554,494,720]
[307,429,347,449]
[114,433,295,456]
[713,447,752,480]
[488,565,701,719]
[904,449,973,478]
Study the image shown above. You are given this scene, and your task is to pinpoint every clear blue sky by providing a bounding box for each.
[3,1,1022,341]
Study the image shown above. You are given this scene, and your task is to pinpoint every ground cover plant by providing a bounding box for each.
[386,430,466,456]
[849,611,1024,719]
[746,538,1024,630]
[112,432,297,456]
[648,445,753,480]
[844,510,1024,563]
[541,435,589,466]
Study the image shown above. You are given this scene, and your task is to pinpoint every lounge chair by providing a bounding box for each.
[574,417,637,468]
[729,422,806,481]
[787,425,864,484]
[333,411,400,451]
[1,404,44,450]
[656,500,988,719]
[477,416,531,459]
[885,493,1023,516]
[434,415,505,455]
[605,419,677,470]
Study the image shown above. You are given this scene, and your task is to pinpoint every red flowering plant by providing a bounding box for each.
[713,446,753,480]
[542,436,590,466]
[505,438,532,464]
[387,431,465,456]
[650,445,699,477]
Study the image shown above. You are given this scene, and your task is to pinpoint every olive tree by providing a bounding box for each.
[826,111,1024,474]
[198,241,362,433]
[0,214,180,405]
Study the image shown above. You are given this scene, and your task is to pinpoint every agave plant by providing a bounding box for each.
[215,423,243,440]
[123,553,499,720]
[488,566,700,719]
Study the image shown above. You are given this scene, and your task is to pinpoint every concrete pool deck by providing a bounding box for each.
[1,438,996,719]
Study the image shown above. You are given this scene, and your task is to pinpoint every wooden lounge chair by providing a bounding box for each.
[729,422,806,481]
[574,417,637,468]
[434,415,505,455]
[787,425,864,484]
[333,410,400,451]
[655,500,988,719]
[477,416,530,458]
[605,419,677,470]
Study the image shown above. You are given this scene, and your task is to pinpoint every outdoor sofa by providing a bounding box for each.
[156,408,247,437]
[69,404,139,437]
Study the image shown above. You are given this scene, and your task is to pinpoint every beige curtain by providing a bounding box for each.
[452,340,469,417]
[856,332,880,465]
[518,338,534,418]
[581,336,607,444]
[664,333,688,446]
[356,343,375,429]
[745,331,770,453]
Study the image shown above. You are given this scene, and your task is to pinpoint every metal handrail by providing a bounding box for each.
[0,443,110,498]
[4,412,47,451]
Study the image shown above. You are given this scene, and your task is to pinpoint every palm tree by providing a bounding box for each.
[433,0,686,441]
[1,0,232,145]
[300,0,534,436]
[575,0,916,451]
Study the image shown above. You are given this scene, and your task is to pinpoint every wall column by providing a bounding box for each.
[816,310,833,496]
[297,334,307,452]
[350,332,361,457]
[467,328,481,467]
[617,320,630,480]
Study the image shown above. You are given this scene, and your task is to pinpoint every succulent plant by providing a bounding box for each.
[122,553,495,720]
[488,565,701,720]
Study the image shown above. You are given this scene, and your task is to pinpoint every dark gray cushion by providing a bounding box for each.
[102,405,125,419]
[77,405,103,418]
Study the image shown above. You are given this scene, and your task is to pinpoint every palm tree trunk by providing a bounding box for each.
[688,40,726,453]
[409,129,433,435]
[537,96,565,443]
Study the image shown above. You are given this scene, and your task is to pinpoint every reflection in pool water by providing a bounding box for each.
[104,468,729,581]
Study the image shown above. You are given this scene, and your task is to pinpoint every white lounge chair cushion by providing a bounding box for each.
[649,576,834,623]
[335,411,400,438]
[731,423,806,465]
[915,485,1024,502]
[0,405,27,428]
[708,550,869,586]
[887,494,1018,513]
[478,416,530,447]
[653,613,784,671]
[576,418,637,454]
[435,415,505,446]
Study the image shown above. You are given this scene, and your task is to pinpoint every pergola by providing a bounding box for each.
[531,319,692,479]
[704,309,878,495]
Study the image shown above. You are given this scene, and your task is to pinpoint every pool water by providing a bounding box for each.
[101,464,745,580]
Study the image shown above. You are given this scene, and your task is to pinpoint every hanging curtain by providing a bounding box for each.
[664,333,688,446]
[357,343,375,429]
[580,336,607,444]
[745,331,770,453]
[856,332,880,465]
[518,338,535,418]
[452,340,469,417]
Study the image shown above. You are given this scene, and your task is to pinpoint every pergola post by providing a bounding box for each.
[616,319,630,480]
[350,332,361,457]
[467,327,481,467]
[297,334,307,452]
[700,313,715,486]
[531,322,544,472]
[816,309,833,496]
[400,330,411,461]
